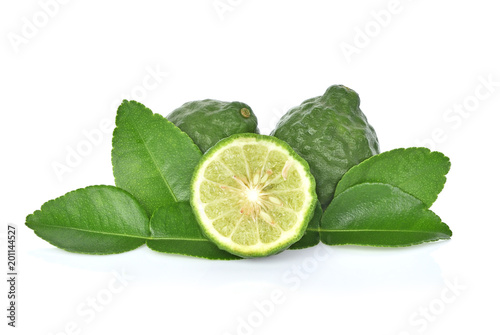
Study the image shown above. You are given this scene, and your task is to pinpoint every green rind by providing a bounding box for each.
[334,147,451,207]
[112,100,203,216]
[146,203,240,260]
[271,85,379,209]
[25,185,150,255]
[320,183,452,247]
[289,201,322,250]
[191,133,317,258]
[168,99,259,153]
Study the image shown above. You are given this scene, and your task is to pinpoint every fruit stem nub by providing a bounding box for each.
[240,108,251,118]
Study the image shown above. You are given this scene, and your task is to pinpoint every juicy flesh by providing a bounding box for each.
[200,143,308,247]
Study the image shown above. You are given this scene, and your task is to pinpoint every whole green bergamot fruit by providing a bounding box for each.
[168,99,259,153]
[271,85,379,209]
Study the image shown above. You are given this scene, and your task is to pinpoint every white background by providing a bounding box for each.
[1,1,499,334]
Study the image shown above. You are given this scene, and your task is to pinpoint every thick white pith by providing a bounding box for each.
[192,137,315,256]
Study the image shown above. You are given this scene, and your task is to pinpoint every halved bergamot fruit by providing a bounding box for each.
[191,133,317,258]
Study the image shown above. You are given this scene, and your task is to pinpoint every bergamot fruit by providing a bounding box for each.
[168,99,259,153]
[190,133,317,258]
[271,85,379,209]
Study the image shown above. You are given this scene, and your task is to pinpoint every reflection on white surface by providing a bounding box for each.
[31,241,449,291]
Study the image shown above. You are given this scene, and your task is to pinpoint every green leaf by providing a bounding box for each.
[147,202,240,260]
[112,100,203,216]
[335,147,451,207]
[25,185,150,254]
[289,201,322,250]
[321,183,452,247]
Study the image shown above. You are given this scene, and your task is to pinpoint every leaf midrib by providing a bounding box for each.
[28,223,148,239]
[148,237,209,242]
[318,228,449,234]
[126,113,178,202]
[31,223,221,242]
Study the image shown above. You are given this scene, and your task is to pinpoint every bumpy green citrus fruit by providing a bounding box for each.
[271,85,379,209]
[191,133,317,258]
[167,99,259,152]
